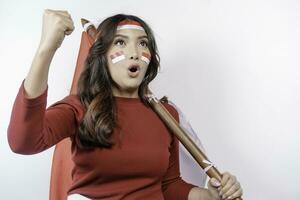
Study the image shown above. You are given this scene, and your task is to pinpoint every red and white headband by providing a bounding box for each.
[116,20,145,31]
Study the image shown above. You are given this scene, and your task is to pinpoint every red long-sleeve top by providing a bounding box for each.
[7,79,197,199]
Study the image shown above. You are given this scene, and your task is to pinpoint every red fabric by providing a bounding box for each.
[49,32,94,200]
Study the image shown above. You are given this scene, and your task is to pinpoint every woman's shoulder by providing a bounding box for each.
[49,94,83,107]
[47,94,86,124]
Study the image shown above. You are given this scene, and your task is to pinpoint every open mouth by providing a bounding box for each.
[128,65,140,72]
[128,64,140,77]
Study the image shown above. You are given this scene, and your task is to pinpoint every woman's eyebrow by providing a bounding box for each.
[138,35,148,40]
[114,34,148,39]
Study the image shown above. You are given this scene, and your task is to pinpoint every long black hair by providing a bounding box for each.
[76,14,160,149]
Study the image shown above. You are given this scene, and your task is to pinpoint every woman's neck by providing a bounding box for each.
[112,87,139,98]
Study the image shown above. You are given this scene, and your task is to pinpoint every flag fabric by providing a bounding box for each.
[49,31,94,200]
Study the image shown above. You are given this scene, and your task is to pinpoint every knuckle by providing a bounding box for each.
[49,11,57,17]
[233,182,239,190]
[228,179,234,186]
[236,182,240,189]
[232,176,237,182]
[56,20,65,28]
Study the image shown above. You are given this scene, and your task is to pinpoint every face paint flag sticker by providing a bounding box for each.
[110,51,125,64]
[141,52,151,64]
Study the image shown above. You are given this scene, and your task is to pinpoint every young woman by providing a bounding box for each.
[7,9,243,200]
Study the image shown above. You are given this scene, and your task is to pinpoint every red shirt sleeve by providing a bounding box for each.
[161,103,198,200]
[7,79,85,155]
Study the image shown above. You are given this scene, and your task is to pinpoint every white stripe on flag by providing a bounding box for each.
[141,56,150,64]
[83,22,93,32]
[112,55,125,64]
[117,25,145,31]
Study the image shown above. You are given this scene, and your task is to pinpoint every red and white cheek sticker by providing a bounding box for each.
[141,52,151,65]
[110,51,126,64]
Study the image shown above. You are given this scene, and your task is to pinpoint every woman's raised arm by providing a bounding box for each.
[24,9,74,98]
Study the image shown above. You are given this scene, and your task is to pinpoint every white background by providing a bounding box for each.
[1,0,300,199]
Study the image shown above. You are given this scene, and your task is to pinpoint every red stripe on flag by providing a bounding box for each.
[110,51,124,59]
[142,52,150,59]
[118,20,142,27]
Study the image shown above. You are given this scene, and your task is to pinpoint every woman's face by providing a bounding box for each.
[106,27,151,98]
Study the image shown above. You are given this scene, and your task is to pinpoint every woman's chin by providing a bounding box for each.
[116,85,139,95]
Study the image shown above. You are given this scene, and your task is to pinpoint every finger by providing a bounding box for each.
[45,9,69,16]
[64,25,75,35]
[56,12,72,21]
[227,187,243,200]
[223,182,240,199]
[47,9,71,19]
[62,18,74,29]
[44,8,54,13]
[220,176,236,197]
[209,178,221,187]
[55,10,70,16]
[61,19,75,35]
[60,15,74,29]
[65,30,73,35]
[221,172,231,186]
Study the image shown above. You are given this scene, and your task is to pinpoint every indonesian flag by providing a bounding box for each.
[141,52,151,64]
[110,51,125,64]
[49,31,94,200]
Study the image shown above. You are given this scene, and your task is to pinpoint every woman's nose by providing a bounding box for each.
[130,54,139,60]
[128,44,139,60]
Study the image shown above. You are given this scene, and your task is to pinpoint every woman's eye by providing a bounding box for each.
[114,39,125,46]
[140,40,148,47]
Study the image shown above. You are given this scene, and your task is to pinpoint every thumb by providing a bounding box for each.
[209,178,221,187]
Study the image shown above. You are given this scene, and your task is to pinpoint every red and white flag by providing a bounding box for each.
[110,51,125,64]
[141,52,151,64]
